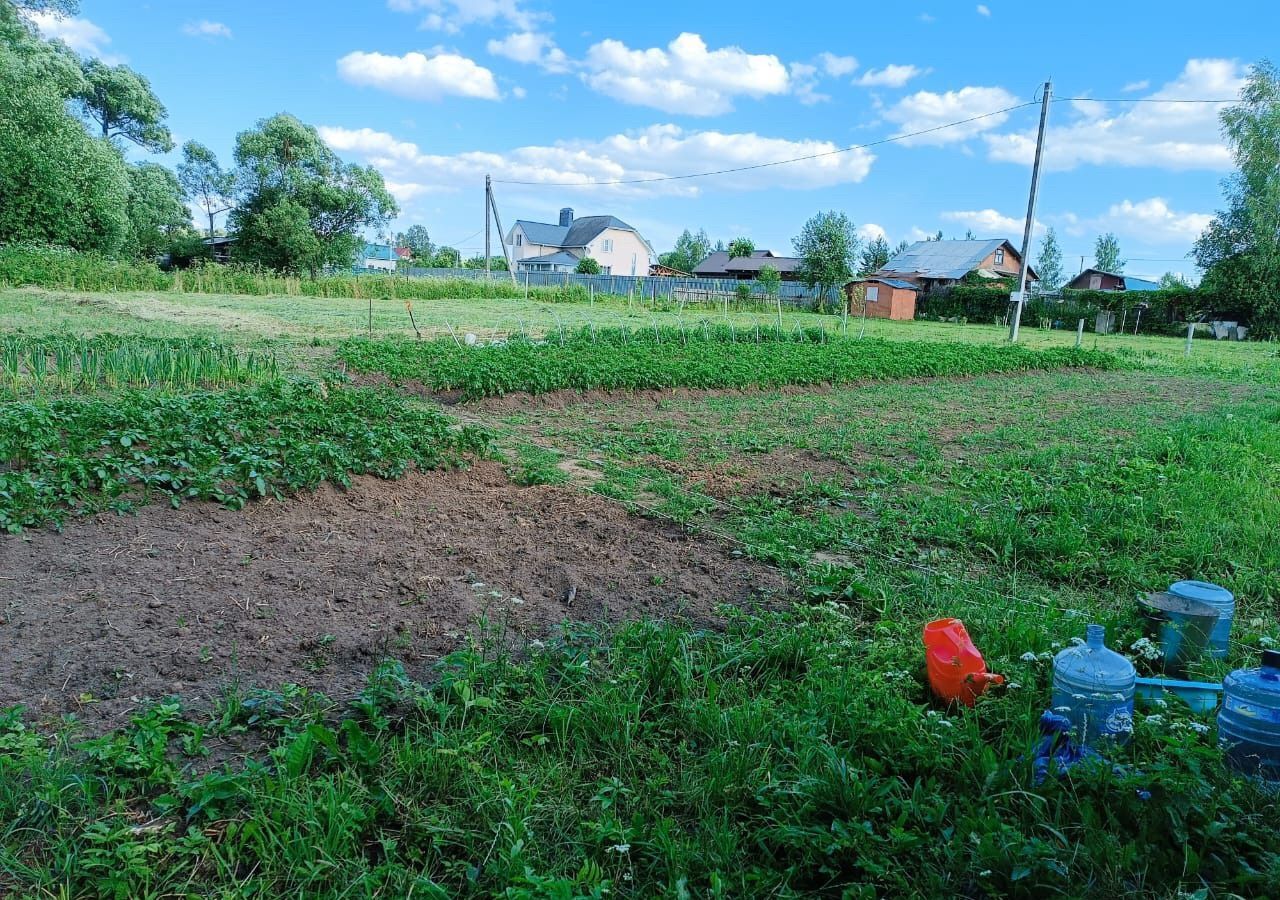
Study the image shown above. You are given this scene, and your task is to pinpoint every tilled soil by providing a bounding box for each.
[0,462,785,731]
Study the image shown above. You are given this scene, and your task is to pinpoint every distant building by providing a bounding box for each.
[877,239,1036,292]
[845,277,919,320]
[202,235,235,264]
[358,243,397,272]
[1064,269,1159,292]
[693,249,803,281]
[508,208,655,276]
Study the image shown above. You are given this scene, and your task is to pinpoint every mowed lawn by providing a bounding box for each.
[2,287,1280,896]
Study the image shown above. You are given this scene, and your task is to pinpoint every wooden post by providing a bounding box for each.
[1186,322,1195,355]
[1075,318,1085,348]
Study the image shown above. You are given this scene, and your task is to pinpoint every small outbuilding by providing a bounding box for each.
[1064,269,1159,292]
[845,277,919,321]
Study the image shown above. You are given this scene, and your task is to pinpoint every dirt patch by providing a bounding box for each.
[0,462,785,732]
[652,447,854,499]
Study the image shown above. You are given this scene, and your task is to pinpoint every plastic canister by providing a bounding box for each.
[1051,624,1136,747]
[1218,649,1280,787]
[1168,580,1235,659]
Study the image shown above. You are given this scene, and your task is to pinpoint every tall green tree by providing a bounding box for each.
[893,239,911,256]
[1034,227,1064,292]
[432,246,461,268]
[727,237,755,259]
[74,59,173,152]
[396,224,433,260]
[756,264,781,298]
[964,229,977,240]
[793,210,860,302]
[124,162,189,258]
[859,235,890,275]
[659,228,712,274]
[0,2,130,252]
[177,141,234,240]
[1159,271,1188,289]
[230,113,398,275]
[1093,232,1125,273]
[575,257,601,275]
[1195,60,1280,336]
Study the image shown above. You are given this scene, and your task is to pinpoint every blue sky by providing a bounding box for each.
[33,0,1280,280]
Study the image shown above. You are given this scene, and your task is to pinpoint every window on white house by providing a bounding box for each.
[515,234,522,246]
[994,248,1005,265]
[601,239,613,252]
[866,286,879,302]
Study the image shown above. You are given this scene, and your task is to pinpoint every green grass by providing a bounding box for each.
[0,380,490,532]
[5,285,1279,382]
[4,288,1280,896]
[0,334,278,398]
[338,328,1118,399]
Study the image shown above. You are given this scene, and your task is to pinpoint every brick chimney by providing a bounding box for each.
[559,207,574,227]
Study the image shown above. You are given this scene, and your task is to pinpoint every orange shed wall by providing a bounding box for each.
[855,284,917,320]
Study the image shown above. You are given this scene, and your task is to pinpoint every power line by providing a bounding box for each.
[1055,96,1236,104]
[494,101,1038,187]
[491,94,1237,190]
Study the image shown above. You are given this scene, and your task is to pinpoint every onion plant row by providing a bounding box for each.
[0,335,278,398]
[338,328,1121,400]
[0,380,490,532]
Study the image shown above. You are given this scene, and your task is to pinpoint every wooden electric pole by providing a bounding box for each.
[1009,81,1052,343]
[484,174,492,280]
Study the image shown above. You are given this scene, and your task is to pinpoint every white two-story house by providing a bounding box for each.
[507,208,655,276]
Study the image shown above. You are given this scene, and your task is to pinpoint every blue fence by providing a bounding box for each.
[398,266,824,307]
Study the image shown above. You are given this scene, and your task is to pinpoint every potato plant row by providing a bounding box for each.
[0,381,490,532]
[338,329,1121,400]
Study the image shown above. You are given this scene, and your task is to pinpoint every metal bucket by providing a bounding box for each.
[1138,592,1219,677]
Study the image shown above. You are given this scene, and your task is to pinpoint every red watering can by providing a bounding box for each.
[923,618,1004,706]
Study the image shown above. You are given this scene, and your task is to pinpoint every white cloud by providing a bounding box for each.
[1121,79,1149,92]
[182,20,232,39]
[318,122,875,201]
[918,13,936,24]
[1101,198,1212,243]
[789,63,828,106]
[976,4,991,16]
[818,52,858,77]
[883,86,1019,144]
[486,31,568,72]
[26,12,114,59]
[907,226,935,242]
[855,64,928,88]
[581,33,792,115]
[387,0,545,34]
[857,223,887,243]
[337,50,501,101]
[941,208,1033,237]
[984,59,1245,171]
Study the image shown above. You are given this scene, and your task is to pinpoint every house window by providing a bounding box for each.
[994,248,1005,265]
[866,285,879,302]
[515,234,523,246]
[1089,274,1102,290]
[601,239,613,252]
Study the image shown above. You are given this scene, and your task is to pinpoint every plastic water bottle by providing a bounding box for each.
[1051,624,1136,747]
[1168,580,1235,659]
[1218,650,1280,788]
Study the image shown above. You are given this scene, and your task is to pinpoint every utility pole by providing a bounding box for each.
[487,180,518,284]
[484,174,492,280]
[1009,80,1052,343]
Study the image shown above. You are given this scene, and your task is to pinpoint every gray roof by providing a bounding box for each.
[882,239,1016,280]
[514,220,570,246]
[513,215,640,249]
[694,250,802,276]
[520,250,582,266]
[855,277,919,291]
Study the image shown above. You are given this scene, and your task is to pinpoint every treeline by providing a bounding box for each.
[0,1,395,276]
[0,243,598,303]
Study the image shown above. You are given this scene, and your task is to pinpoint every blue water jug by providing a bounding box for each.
[1218,650,1280,788]
[1051,624,1136,747]
[1168,580,1234,659]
